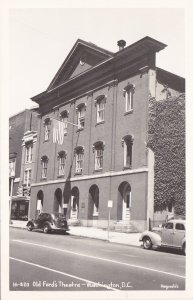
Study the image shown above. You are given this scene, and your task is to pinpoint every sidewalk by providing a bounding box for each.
[10,220,141,247]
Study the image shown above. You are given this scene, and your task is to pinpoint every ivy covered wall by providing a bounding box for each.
[148,94,185,216]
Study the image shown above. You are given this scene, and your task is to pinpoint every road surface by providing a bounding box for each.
[10,227,185,291]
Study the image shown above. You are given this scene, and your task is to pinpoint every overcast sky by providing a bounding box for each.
[9,7,185,116]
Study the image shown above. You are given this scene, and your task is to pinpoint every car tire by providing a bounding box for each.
[183,243,186,256]
[143,236,152,250]
[43,224,50,234]
[27,224,33,231]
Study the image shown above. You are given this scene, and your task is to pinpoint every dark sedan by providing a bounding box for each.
[26,212,69,234]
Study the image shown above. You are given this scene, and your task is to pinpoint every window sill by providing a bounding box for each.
[40,177,47,181]
[76,127,84,132]
[57,175,65,178]
[123,166,132,170]
[74,171,83,176]
[43,139,50,143]
[95,120,105,126]
[124,109,134,116]
[93,169,103,173]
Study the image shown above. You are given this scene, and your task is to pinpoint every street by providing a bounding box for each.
[10,227,185,291]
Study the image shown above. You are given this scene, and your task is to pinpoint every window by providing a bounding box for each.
[93,141,104,171]
[96,96,106,123]
[123,83,135,113]
[175,223,185,231]
[122,135,133,168]
[58,151,66,176]
[76,104,86,129]
[60,111,68,135]
[41,156,48,178]
[75,147,84,174]
[165,222,173,229]
[43,118,50,141]
[24,169,31,186]
[25,144,33,163]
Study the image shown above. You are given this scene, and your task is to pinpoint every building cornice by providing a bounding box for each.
[31,167,148,187]
[31,37,167,112]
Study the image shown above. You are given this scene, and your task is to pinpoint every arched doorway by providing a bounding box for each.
[89,185,99,218]
[118,182,131,221]
[54,188,62,213]
[70,187,79,219]
[36,190,44,216]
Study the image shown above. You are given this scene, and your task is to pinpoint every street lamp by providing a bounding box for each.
[9,170,15,224]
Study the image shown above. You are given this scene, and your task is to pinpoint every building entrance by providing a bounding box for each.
[70,187,79,220]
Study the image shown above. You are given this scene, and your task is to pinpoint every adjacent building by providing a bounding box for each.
[9,109,39,220]
[29,37,185,231]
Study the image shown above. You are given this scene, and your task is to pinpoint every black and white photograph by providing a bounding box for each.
[1,1,193,300]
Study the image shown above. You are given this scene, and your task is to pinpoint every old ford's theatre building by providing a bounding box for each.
[30,37,183,231]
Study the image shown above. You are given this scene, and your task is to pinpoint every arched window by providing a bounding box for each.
[41,155,49,178]
[121,135,134,168]
[76,103,86,130]
[123,83,135,113]
[57,151,67,176]
[60,110,69,135]
[95,95,106,123]
[43,117,51,141]
[74,146,84,174]
[93,141,105,171]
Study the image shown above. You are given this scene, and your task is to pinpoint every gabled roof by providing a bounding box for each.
[32,36,168,107]
[47,39,114,91]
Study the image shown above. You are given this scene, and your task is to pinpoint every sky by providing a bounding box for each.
[9,7,185,116]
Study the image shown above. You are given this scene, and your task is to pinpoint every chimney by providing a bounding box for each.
[117,40,126,51]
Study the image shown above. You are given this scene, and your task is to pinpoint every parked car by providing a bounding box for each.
[26,212,69,234]
[139,219,186,255]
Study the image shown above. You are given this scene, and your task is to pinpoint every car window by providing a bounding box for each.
[175,223,185,230]
[38,214,44,220]
[165,222,173,229]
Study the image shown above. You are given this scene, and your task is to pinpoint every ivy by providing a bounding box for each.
[148,94,185,215]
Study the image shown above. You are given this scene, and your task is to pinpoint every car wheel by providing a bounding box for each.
[43,225,50,234]
[143,236,152,250]
[27,224,33,231]
[183,243,186,256]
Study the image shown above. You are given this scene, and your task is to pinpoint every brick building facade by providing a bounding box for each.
[9,109,38,220]
[30,37,185,231]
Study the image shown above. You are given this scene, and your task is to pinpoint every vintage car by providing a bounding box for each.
[26,212,69,234]
[139,219,186,255]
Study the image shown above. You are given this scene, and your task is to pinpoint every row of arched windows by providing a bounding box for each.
[43,83,135,141]
[40,134,133,179]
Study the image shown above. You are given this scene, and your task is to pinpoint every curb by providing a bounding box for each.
[10,225,140,248]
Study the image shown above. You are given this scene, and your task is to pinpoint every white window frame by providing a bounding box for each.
[58,155,65,176]
[95,148,103,170]
[41,157,48,178]
[125,89,134,112]
[77,106,85,129]
[76,152,83,173]
[24,169,31,186]
[25,144,33,163]
[122,136,133,168]
[44,123,50,141]
[97,98,105,123]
